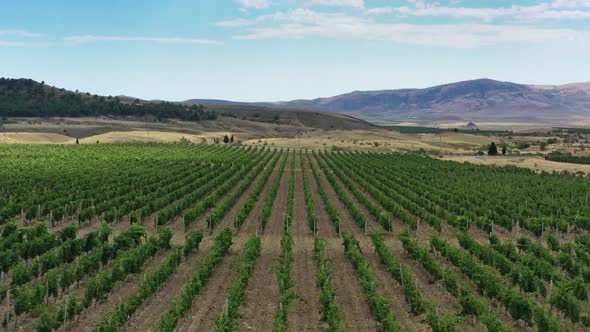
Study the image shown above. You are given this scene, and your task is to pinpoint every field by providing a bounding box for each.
[1,143,589,332]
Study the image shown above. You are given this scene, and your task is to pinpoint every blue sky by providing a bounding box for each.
[1,0,590,101]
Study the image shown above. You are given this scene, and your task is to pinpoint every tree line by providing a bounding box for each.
[0,78,216,121]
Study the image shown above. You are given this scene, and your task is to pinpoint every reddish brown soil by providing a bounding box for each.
[62,249,171,332]
[236,154,290,331]
[121,158,275,331]
[303,154,378,331]
[286,153,321,332]
[310,154,430,331]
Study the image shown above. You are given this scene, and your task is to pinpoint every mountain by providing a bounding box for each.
[187,79,590,123]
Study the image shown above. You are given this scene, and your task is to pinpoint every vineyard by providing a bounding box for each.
[1,143,589,331]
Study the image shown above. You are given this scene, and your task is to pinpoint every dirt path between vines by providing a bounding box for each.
[287,152,321,332]
[310,153,430,331]
[121,155,276,331]
[303,153,378,331]
[62,249,171,332]
[171,154,285,332]
[237,153,290,331]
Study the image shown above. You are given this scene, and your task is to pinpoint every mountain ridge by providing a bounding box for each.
[186,78,590,123]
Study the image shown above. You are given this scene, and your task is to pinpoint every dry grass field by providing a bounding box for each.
[3,116,590,175]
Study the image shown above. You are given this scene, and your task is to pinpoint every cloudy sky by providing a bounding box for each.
[1,0,590,101]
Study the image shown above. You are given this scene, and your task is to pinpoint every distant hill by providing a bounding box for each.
[0,78,216,121]
[187,79,590,123]
[0,78,376,138]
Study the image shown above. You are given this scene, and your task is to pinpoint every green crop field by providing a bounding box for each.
[0,143,588,331]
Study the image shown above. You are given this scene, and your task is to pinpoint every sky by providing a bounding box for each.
[1,0,590,101]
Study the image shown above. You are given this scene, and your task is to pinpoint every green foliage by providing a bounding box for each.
[342,233,404,332]
[370,233,427,315]
[399,233,512,332]
[314,238,343,331]
[273,154,296,332]
[184,149,273,227]
[545,153,590,165]
[0,78,217,121]
[157,228,233,332]
[209,151,281,229]
[184,229,204,257]
[234,151,282,228]
[215,235,261,332]
[300,151,318,233]
[307,152,341,233]
[258,152,288,230]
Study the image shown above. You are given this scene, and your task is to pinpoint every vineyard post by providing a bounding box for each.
[5,289,9,332]
[64,296,68,329]
[76,201,81,223]
[256,218,260,236]
[313,218,317,238]
[548,278,553,304]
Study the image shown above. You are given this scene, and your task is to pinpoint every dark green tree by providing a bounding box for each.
[488,142,498,156]
[223,135,229,144]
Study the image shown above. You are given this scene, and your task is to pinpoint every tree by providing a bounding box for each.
[230,135,234,143]
[488,142,498,156]
[502,146,507,156]
[75,138,79,145]
[223,135,229,144]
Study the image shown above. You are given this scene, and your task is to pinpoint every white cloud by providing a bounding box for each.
[238,0,271,9]
[306,0,364,8]
[220,8,590,49]
[0,41,57,47]
[364,7,393,15]
[63,35,223,45]
[216,18,253,27]
[551,0,590,8]
[365,0,590,21]
[0,30,44,37]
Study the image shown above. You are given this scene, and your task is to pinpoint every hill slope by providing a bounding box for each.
[0,78,216,121]
[0,78,376,141]
[187,79,590,123]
